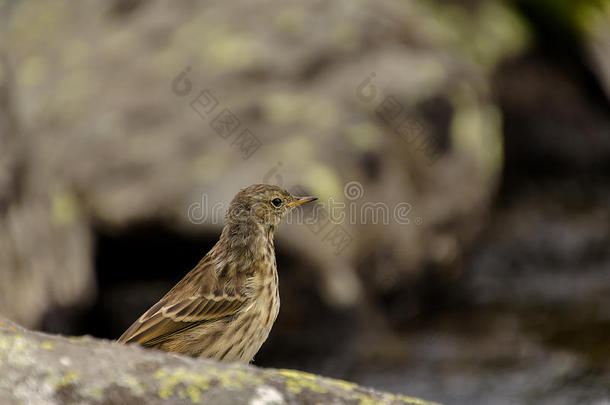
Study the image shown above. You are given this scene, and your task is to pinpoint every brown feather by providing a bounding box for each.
[117,257,251,346]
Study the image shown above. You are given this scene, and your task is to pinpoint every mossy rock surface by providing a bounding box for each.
[0,316,439,405]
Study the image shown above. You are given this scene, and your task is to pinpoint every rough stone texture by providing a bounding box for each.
[0,316,438,405]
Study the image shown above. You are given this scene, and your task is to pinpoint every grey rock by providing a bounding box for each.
[0,316,438,405]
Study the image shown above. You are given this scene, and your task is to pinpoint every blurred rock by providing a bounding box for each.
[0,0,523,327]
[585,2,610,101]
[0,52,95,328]
[0,315,437,405]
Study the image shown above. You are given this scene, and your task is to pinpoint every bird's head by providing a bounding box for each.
[226,184,317,229]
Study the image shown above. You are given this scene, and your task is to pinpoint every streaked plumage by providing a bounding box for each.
[117,184,316,362]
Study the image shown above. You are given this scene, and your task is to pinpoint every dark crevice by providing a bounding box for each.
[41,222,218,340]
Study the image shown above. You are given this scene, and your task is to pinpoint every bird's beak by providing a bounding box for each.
[287,196,318,208]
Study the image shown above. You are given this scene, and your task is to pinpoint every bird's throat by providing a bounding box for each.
[217,221,276,266]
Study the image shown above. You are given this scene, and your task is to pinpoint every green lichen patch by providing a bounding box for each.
[49,370,80,388]
[210,367,265,389]
[155,367,213,402]
[0,320,440,405]
[390,393,442,405]
[117,374,145,396]
[275,369,329,394]
[153,365,271,403]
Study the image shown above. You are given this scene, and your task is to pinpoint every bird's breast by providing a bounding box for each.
[252,263,280,329]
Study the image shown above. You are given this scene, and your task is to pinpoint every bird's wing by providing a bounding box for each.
[117,256,250,347]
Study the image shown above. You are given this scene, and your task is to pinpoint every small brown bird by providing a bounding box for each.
[117,184,317,362]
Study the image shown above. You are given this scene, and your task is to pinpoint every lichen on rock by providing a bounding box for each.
[0,316,440,405]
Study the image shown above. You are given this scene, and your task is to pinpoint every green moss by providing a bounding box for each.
[186,384,202,403]
[420,0,530,71]
[345,123,382,152]
[513,0,608,42]
[154,368,213,402]
[11,334,29,353]
[51,190,80,226]
[352,395,379,405]
[332,21,360,51]
[213,368,264,389]
[16,56,49,87]
[276,369,329,394]
[0,328,439,405]
[274,369,441,405]
[87,386,103,400]
[198,29,257,71]
[393,393,442,405]
[450,85,503,183]
[302,162,343,203]
[57,371,80,387]
[120,374,145,395]
[323,376,358,392]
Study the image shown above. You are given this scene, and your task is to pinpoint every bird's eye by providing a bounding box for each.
[271,198,282,207]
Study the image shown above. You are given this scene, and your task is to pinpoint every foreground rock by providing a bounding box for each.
[0,317,438,405]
